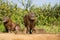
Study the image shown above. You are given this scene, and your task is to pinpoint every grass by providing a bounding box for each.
[36,25,60,33]
[0,24,60,33]
[0,24,6,32]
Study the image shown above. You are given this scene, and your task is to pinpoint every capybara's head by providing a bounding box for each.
[3,16,10,23]
[28,12,36,21]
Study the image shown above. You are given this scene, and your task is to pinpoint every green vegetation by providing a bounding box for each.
[0,0,60,33]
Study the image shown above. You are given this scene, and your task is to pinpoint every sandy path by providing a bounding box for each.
[0,33,60,40]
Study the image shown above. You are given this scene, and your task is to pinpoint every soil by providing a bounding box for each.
[0,33,60,40]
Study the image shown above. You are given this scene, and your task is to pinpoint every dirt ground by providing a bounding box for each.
[0,33,60,40]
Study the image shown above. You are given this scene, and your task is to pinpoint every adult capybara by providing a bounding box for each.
[3,16,21,33]
[24,12,36,34]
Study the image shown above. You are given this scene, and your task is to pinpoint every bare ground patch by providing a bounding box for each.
[0,33,60,40]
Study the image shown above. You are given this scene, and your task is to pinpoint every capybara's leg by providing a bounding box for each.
[29,28,32,34]
[8,27,11,33]
[24,27,27,34]
[32,27,37,34]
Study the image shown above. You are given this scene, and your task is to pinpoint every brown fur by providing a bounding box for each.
[3,17,21,33]
[24,12,36,34]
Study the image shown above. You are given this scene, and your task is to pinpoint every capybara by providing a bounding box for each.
[3,16,21,33]
[24,12,36,34]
